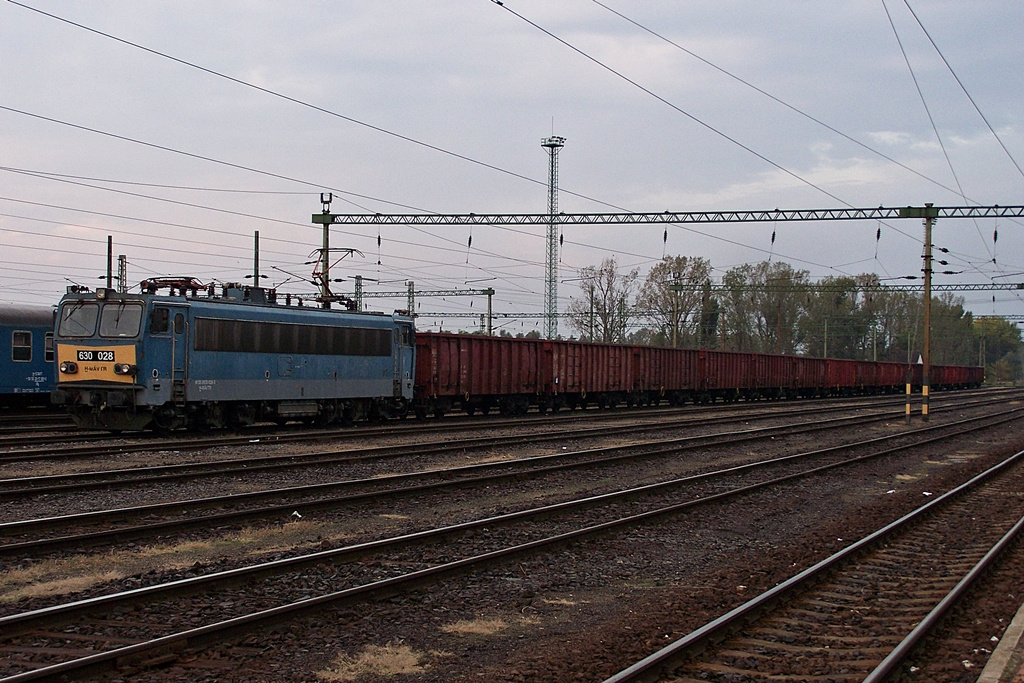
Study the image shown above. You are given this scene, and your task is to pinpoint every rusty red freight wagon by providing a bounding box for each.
[411,331,982,418]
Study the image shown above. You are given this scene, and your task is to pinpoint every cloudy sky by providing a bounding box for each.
[2,1,1022,333]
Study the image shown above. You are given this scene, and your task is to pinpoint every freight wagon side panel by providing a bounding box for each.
[875,362,905,390]
[826,359,857,392]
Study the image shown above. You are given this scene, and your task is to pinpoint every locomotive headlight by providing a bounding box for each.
[113,363,137,376]
[59,361,78,374]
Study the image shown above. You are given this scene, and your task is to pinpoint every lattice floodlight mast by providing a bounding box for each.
[541,135,565,339]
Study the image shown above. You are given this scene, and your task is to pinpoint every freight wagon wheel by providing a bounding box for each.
[516,397,530,416]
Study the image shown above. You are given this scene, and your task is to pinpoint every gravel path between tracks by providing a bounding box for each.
[108,418,1024,681]
[4,398,1024,682]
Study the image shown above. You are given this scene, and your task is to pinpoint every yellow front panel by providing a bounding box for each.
[57,343,137,384]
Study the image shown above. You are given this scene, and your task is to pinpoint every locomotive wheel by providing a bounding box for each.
[391,397,410,420]
[152,404,183,433]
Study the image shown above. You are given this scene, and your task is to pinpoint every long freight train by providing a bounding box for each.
[49,283,983,431]
[413,332,982,418]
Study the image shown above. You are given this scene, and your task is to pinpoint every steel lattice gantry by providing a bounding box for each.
[313,204,1024,226]
[312,202,1022,416]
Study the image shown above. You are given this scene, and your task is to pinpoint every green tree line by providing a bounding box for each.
[564,256,1023,382]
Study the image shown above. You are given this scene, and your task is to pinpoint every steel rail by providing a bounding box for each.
[0,403,930,553]
[1,407,1017,631]
[0,387,1005,463]
[0,394,844,462]
[602,449,1024,683]
[2,410,1019,682]
[2,397,1007,557]
[0,392,967,498]
[861,514,1024,682]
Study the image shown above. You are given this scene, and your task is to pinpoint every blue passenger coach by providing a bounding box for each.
[0,305,55,407]
[51,280,415,431]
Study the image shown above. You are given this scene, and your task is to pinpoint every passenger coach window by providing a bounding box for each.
[99,303,144,338]
[12,331,31,362]
[58,302,99,337]
[44,333,54,362]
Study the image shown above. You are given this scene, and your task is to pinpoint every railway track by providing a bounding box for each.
[0,387,1009,460]
[0,394,1016,558]
[603,450,1024,682]
[4,391,1006,498]
[0,413,74,439]
[0,399,1018,680]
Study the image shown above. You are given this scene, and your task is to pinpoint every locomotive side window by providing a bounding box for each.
[99,303,144,338]
[174,313,184,335]
[193,318,391,356]
[12,331,31,362]
[150,308,169,334]
[58,302,99,337]
[44,332,54,362]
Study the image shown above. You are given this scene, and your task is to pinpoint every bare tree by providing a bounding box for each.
[565,257,638,342]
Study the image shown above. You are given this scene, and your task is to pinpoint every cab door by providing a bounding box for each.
[146,304,188,404]
[170,308,188,403]
[393,323,414,399]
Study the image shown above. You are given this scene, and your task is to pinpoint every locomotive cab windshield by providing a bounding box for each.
[58,301,99,337]
[99,301,144,338]
[58,300,144,339]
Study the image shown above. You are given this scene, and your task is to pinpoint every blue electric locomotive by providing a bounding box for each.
[51,279,415,431]
[0,304,55,408]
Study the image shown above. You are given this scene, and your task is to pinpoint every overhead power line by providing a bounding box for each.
[588,0,966,199]
[489,0,846,207]
[672,283,1024,294]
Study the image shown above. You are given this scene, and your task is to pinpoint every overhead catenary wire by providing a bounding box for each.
[2,2,1018,319]
[880,0,993,263]
[900,0,1024,184]
[0,11,916,296]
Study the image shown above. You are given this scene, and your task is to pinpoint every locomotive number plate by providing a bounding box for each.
[77,350,115,362]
